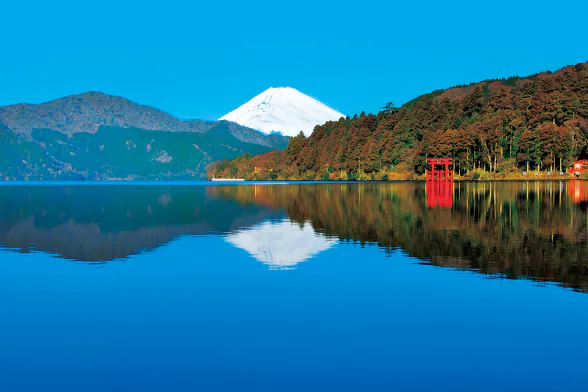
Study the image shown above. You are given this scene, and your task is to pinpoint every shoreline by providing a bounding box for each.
[205,171,587,182]
[207,167,588,182]
[1,177,586,185]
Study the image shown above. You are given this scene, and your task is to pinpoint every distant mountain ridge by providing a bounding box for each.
[220,87,345,137]
[0,92,290,180]
[0,91,287,148]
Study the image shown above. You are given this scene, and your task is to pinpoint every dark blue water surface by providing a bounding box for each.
[0,182,586,391]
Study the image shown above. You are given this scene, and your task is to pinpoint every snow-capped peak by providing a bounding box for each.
[219,87,344,137]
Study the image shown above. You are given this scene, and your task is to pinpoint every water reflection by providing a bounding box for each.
[214,182,588,291]
[568,180,588,203]
[0,186,284,261]
[0,182,586,291]
[225,219,336,269]
[426,181,453,208]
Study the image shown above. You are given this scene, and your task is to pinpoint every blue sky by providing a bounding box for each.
[2,0,587,120]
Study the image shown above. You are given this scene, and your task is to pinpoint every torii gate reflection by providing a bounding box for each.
[426,157,454,208]
[426,181,454,208]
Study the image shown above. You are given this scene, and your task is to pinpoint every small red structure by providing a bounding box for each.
[426,158,454,182]
[570,160,588,177]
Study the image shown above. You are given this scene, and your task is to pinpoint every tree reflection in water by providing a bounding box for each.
[212,182,588,292]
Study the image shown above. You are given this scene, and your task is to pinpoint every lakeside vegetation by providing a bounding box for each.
[208,62,588,181]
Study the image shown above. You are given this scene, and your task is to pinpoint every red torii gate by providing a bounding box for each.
[426,158,454,182]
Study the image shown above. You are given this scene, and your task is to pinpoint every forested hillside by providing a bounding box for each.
[1,125,276,180]
[208,62,588,180]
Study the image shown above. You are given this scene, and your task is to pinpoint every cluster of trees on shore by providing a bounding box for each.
[208,62,588,180]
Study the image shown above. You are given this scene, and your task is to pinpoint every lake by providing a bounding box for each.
[0,181,587,391]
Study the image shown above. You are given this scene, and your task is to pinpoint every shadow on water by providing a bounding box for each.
[0,181,587,291]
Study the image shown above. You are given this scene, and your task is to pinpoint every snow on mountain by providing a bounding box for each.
[219,87,344,137]
[224,219,337,269]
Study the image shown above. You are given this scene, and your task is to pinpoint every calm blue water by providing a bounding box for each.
[0,182,586,391]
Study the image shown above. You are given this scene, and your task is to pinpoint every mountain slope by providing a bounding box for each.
[220,87,344,137]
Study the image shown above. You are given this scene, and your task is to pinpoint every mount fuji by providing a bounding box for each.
[220,87,345,137]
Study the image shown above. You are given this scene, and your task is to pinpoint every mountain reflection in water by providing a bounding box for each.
[225,219,337,269]
[0,182,586,291]
[0,185,285,261]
